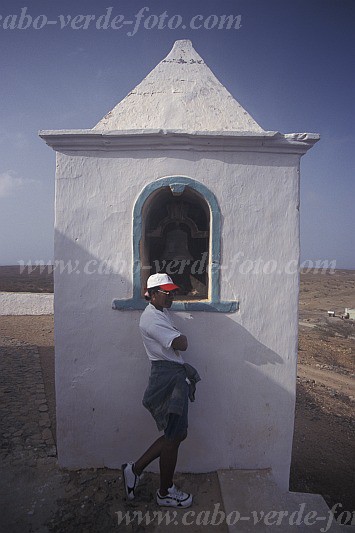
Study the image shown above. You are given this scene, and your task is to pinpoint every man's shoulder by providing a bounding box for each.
[140,304,171,329]
[140,303,160,325]
[140,303,156,318]
[139,303,151,325]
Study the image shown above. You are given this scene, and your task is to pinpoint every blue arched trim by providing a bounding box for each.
[113,176,238,312]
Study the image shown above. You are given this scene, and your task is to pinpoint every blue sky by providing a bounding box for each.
[1,0,354,268]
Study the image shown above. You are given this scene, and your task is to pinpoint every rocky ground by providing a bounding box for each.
[0,267,354,531]
[290,269,355,521]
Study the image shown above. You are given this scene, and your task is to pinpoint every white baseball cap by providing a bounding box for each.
[146,273,179,291]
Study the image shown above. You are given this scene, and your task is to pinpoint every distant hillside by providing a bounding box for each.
[0,265,54,293]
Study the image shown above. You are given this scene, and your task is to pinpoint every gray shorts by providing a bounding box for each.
[143,360,189,440]
[164,390,188,441]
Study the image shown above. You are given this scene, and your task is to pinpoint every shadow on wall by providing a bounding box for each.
[171,312,289,470]
[54,229,293,483]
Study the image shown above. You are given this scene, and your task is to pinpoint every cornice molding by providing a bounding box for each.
[39,129,320,155]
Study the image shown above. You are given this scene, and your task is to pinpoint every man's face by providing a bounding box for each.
[151,288,176,309]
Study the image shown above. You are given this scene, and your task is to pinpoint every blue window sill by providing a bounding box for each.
[112,298,239,313]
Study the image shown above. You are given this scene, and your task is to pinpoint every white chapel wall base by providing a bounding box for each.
[54,304,296,491]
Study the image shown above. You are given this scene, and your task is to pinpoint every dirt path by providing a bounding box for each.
[297,364,355,397]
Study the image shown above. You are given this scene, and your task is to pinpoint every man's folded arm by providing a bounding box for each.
[171,335,188,351]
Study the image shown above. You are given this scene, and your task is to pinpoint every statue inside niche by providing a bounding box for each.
[147,198,209,299]
[160,224,194,295]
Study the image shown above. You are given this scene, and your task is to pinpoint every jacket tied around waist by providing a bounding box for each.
[142,360,201,432]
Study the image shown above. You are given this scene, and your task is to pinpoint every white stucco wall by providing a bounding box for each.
[53,147,301,489]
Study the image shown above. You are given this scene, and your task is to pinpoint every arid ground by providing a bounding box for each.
[0,266,354,531]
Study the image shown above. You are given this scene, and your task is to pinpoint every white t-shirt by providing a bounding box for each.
[139,303,184,364]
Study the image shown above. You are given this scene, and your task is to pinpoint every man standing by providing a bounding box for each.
[122,273,199,508]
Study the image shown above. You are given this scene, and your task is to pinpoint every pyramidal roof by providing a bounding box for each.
[93,40,264,133]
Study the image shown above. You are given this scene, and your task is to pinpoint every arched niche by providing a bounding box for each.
[142,185,210,300]
[113,176,238,312]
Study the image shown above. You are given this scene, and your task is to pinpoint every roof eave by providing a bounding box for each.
[39,129,320,155]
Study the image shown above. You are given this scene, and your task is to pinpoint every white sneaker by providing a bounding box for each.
[156,484,193,508]
[122,462,141,500]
